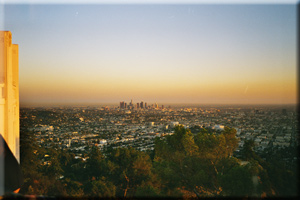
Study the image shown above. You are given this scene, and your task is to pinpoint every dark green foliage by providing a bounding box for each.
[40,148,63,179]
[104,147,153,197]
[219,165,254,196]
[84,178,116,197]
[20,125,298,198]
[241,139,257,161]
[19,130,50,195]
[62,178,84,197]
[259,147,299,197]
[153,125,240,197]
[135,184,160,197]
[85,146,105,180]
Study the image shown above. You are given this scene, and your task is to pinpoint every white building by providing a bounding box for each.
[170,121,179,128]
[214,124,225,130]
[0,31,19,162]
[99,139,107,144]
[0,31,20,195]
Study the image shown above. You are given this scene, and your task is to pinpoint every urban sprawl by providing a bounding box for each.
[20,102,298,161]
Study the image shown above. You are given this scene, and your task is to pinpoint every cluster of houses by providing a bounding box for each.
[21,105,298,160]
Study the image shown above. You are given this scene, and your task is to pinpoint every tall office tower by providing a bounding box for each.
[137,103,139,109]
[145,102,147,109]
[0,31,20,163]
[155,103,158,109]
[125,102,127,109]
[120,101,125,109]
[130,99,133,106]
[140,101,144,109]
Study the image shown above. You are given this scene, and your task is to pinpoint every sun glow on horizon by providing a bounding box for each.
[3,4,297,105]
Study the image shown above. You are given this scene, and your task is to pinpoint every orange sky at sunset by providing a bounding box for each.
[2,3,297,106]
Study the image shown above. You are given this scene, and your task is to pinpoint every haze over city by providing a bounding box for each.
[1,1,299,197]
[1,1,297,106]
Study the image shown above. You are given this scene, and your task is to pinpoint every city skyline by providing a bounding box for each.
[1,2,297,106]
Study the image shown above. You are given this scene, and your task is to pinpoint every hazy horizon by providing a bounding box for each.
[19,101,297,108]
[2,3,297,106]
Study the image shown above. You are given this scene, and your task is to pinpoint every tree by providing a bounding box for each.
[219,165,254,196]
[19,130,46,195]
[222,127,238,156]
[40,148,63,179]
[154,125,241,198]
[259,146,299,196]
[85,146,105,180]
[84,178,116,197]
[135,184,160,197]
[105,147,154,197]
[241,139,257,161]
[62,178,84,197]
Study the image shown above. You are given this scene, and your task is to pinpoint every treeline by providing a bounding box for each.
[19,125,298,198]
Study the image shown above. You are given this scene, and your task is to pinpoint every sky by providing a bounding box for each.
[1,1,298,106]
